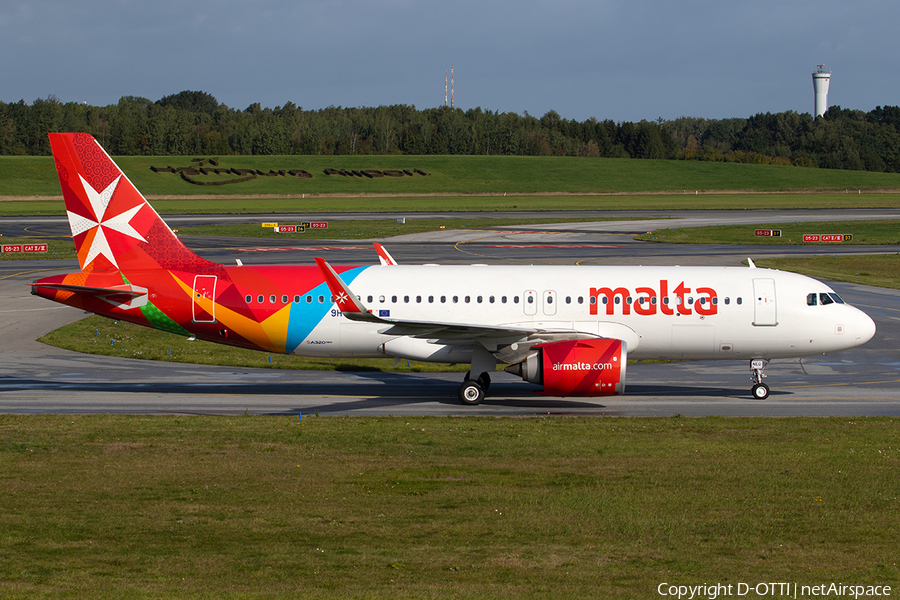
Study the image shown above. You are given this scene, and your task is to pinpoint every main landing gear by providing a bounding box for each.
[458,346,496,405]
[458,371,491,405]
[750,358,770,399]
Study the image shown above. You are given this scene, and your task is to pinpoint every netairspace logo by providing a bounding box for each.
[657,582,893,599]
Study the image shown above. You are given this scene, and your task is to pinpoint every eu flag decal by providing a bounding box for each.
[379,309,391,317]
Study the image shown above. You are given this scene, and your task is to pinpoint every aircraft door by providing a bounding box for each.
[752,278,777,326]
[542,290,557,316]
[524,290,537,316]
[192,274,217,323]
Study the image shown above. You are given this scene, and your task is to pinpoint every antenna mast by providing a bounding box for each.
[451,65,454,108]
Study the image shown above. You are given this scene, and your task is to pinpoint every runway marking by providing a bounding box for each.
[0,268,61,280]
[855,302,900,313]
[233,246,369,252]
[781,378,900,389]
[0,306,72,314]
[484,244,620,248]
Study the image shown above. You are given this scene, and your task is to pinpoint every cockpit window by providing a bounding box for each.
[819,293,834,305]
[830,293,845,304]
[807,293,817,306]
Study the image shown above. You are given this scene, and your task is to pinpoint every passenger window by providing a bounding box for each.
[269,295,276,303]
[416,295,422,303]
[565,296,571,304]
[724,297,730,305]
[465,296,470,303]
[258,295,264,303]
[318,295,324,303]
[245,295,252,303]
[578,297,584,304]
[306,295,312,303]
[807,293,817,306]
[737,298,743,305]
[391,295,397,303]
[514,296,519,304]
[489,296,495,303]
[590,296,597,305]
[501,296,507,303]
[294,295,301,303]
[527,296,534,304]
[379,295,385,303]
[452,296,458,303]
[546,295,553,304]
[428,296,433,303]
[367,295,373,303]
[403,296,409,303]
[282,295,288,303]
[477,296,483,303]
[441,296,446,303]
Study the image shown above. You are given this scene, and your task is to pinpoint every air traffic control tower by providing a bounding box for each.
[812,65,831,117]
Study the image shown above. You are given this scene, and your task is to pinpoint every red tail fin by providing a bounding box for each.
[48,133,211,272]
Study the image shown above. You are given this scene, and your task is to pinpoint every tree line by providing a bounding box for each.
[2,90,900,172]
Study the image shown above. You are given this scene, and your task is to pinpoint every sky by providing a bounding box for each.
[1,0,898,122]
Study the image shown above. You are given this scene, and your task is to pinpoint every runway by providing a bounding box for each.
[2,210,899,416]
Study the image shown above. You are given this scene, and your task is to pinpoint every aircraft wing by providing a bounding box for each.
[314,257,595,353]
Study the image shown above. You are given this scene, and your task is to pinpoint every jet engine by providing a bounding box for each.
[505,338,626,396]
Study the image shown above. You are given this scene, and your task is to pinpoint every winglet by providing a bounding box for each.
[314,257,370,314]
[747,257,757,269]
[373,242,398,266]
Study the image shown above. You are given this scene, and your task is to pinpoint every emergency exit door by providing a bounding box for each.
[752,278,777,326]
[192,275,217,323]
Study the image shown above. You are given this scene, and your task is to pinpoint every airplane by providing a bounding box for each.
[31,133,876,404]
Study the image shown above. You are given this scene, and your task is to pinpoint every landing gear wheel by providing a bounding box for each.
[458,380,485,405]
[751,383,770,400]
[749,358,770,400]
[476,372,491,391]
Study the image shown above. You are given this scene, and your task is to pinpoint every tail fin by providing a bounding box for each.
[48,133,211,272]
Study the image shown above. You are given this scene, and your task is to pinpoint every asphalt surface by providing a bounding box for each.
[2,209,899,416]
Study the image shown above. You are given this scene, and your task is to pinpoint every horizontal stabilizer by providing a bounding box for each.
[31,282,148,309]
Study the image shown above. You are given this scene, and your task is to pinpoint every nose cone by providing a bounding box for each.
[855,309,877,346]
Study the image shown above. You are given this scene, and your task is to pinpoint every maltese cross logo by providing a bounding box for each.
[68,174,147,269]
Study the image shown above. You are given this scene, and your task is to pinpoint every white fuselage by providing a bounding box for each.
[292,265,876,363]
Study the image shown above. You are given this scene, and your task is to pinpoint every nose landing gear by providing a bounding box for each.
[750,358,770,399]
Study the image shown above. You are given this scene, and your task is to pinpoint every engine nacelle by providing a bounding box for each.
[506,338,626,397]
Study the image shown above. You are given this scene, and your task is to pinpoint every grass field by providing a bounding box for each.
[755,255,900,289]
[38,315,468,372]
[0,237,76,261]
[637,220,900,245]
[4,153,900,213]
[2,414,897,599]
